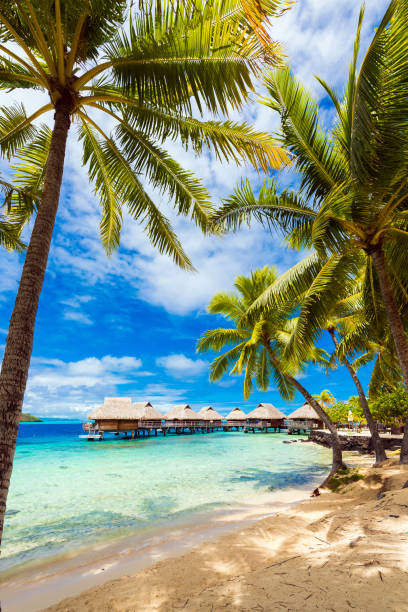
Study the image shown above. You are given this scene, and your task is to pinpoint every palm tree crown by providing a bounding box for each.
[213,0,408,462]
[0,0,293,544]
[0,0,290,261]
[197,266,346,475]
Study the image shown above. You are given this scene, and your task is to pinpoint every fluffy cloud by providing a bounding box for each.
[21,356,191,418]
[28,355,144,391]
[0,0,390,320]
[156,353,209,379]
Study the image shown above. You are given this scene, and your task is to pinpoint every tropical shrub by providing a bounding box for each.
[370,387,408,428]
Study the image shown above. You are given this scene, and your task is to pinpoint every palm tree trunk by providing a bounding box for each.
[371,248,408,464]
[327,327,387,464]
[264,343,345,478]
[286,374,346,478]
[0,103,71,545]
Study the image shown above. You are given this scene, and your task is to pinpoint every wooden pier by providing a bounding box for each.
[82,397,373,443]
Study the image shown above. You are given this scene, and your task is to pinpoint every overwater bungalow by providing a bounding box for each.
[164,404,201,432]
[225,407,247,430]
[197,406,223,430]
[87,397,138,435]
[286,403,323,434]
[133,402,164,428]
[246,403,286,432]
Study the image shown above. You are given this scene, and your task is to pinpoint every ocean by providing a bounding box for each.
[1,421,331,575]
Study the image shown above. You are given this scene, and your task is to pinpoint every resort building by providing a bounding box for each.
[87,397,139,432]
[286,402,323,434]
[197,406,224,429]
[164,404,201,431]
[132,402,164,428]
[225,407,247,429]
[246,403,286,432]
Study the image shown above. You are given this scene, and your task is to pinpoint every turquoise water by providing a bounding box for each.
[1,422,331,574]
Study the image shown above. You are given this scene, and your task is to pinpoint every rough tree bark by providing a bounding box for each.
[0,102,71,545]
[327,327,387,464]
[371,248,408,464]
[286,374,346,480]
[264,343,346,479]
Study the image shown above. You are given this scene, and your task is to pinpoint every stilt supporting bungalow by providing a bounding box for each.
[245,403,286,433]
[197,406,224,431]
[286,403,323,434]
[164,404,202,433]
[225,407,247,430]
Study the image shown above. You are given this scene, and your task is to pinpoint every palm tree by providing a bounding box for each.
[209,221,389,461]
[214,1,408,462]
[0,0,291,543]
[337,318,402,400]
[196,267,346,479]
[313,390,335,408]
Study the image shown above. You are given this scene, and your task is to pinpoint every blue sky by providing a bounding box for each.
[0,0,390,418]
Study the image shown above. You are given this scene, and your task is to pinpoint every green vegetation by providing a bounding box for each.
[197,266,346,476]
[20,413,42,423]
[326,397,366,425]
[371,387,408,428]
[313,390,336,408]
[0,0,292,545]
[326,469,365,492]
[213,1,408,464]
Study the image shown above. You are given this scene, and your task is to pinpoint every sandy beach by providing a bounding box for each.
[3,456,407,612]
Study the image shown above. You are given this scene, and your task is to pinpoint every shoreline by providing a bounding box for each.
[0,450,368,612]
[0,483,321,612]
[42,457,408,612]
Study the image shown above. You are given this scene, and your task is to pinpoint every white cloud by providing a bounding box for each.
[0,0,390,321]
[215,379,237,388]
[28,355,143,392]
[61,295,95,308]
[156,353,209,379]
[63,311,93,325]
[20,354,159,418]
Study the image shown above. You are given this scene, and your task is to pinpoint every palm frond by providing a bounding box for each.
[264,65,346,200]
[214,178,315,234]
[116,121,214,232]
[122,105,289,171]
[197,327,248,352]
[0,102,49,159]
[80,120,123,253]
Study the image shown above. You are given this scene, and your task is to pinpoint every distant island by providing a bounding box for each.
[20,413,42,423]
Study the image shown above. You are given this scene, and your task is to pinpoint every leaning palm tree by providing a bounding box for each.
[210,228,389,462]
[214,0,408,462]
[0,0,291,543]
[197,267,346,479]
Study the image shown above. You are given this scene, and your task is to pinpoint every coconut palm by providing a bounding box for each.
[214,0,408,462]
[337,320,402,400]
[197,266,346,478]
[0,0,292,542]
[208,229,389,461]
[313,390,335,408]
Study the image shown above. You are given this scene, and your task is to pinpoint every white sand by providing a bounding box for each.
[3,456,408,612]
[43,460,408,611]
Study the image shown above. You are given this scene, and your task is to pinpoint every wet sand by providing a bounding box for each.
[41,458,408,612]
[0,483,320,612]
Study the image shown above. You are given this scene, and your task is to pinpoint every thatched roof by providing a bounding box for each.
[164,404,200,420]
[246,403,285,420]
[132,402,163,420]
[226,407,247,421]
[197,406,223,420]
[288,403,321,421]
[88,397,135,420]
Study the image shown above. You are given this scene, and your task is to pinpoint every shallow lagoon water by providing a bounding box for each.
[1,421,331,573]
